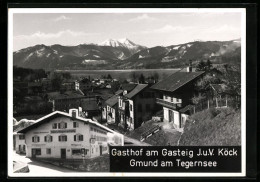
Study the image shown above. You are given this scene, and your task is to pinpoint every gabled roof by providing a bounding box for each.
[46,90,85,100]
[18,110,114,134]
[125,84,148,99]
[105,95,119,107]
[210,84,226,94]
[121,83,137,92]
[115,90,123,95]
[150,71,204,92]
[81,98,99,111]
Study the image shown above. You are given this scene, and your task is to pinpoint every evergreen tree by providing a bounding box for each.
[139,74,145,84]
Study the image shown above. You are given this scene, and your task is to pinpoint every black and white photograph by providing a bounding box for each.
[8,8,246,177]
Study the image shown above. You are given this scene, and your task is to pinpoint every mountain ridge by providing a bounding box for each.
[13,38,241,70]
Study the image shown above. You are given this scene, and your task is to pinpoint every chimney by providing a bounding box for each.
[69,109,78,118]
[187,60,192,72]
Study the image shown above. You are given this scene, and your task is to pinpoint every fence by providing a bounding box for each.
[191,96,240,114]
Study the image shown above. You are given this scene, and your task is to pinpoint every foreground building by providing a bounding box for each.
[151,65,204,128]
[18,109,123,159]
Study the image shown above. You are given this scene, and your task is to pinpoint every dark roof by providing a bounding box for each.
[179,105,194,113]
[81,98,99,111]
[47,90,85,100]
[105,95,119,107]
[115,90,123,95]
[121,83,137,92]
[125,84,149,99]
[210,84,226,94]
[18,111,113,134]
[150,71,204,92]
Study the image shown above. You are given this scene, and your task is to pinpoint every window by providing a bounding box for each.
[74,134,84,141]
[44,135,53,142]
[138,104,142,112]
[73,122,79,128]
[58,122,67,129]
[58,135,67,142]
[52,123,57,129]
[32,136,40,143]
[46,148,51,154]
[72,149,81,155]
[171,97,173,102]
[19,135,25,140]
[130,104,133,111]
[146,104,151,111]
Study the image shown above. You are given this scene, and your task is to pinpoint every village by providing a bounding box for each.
[12,60,241,172]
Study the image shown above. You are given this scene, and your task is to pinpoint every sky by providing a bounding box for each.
[12,11,242,51]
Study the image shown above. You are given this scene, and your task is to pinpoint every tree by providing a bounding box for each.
[206,60,213,71]
[107,74,112,80]
[130,72,138,83]
[138,74,145,84]
[196,60,207,71]
[153,72,159,83]
[50,72,62,91]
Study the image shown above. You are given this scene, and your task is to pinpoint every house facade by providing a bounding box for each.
[18,109,124,159]
[151,66,204,128]
[104,90,123,125]
[13,132,26,154]
[118,84,160,131]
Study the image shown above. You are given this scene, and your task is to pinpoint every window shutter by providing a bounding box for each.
[81,135,83,141]
[58,136,61,141]
[65,123,67,128]
[32,137,34,142]
[65,136,67,141]
[74,135,76,141]
[58,123,60,129]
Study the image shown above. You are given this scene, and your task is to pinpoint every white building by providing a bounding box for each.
[18,109,123,159]
[13,132,26,154]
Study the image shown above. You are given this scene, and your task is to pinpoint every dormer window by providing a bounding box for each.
[44,135,53,142]
[32,135,40,143]
[58,121,67,129]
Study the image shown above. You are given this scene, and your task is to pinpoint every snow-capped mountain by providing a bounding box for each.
[13,39,241,70]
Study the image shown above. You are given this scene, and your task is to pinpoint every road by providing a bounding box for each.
[13,151,75,174]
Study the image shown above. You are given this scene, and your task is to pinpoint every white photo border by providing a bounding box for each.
[8,8,246,177]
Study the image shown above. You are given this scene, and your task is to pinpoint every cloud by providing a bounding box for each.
[129,14,158,22]
[141,25,193,34]
[14,30,95,40]
[13,30,99,50]
[53,15,72,22]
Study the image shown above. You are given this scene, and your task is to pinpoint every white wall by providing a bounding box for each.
[14,134,26,154]
[24,116,109,159]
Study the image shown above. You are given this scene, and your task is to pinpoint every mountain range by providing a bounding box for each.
[13,38,241,70]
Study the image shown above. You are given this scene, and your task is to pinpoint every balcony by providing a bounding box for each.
[156,98,182,110]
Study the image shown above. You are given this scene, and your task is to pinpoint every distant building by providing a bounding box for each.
[45,90,86,112]
[118,84,159,131]
[151,65,204,128]
[80,97,101,119]
[13,132,26,154]
[18,109,124,159]
[104,90,123,125]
